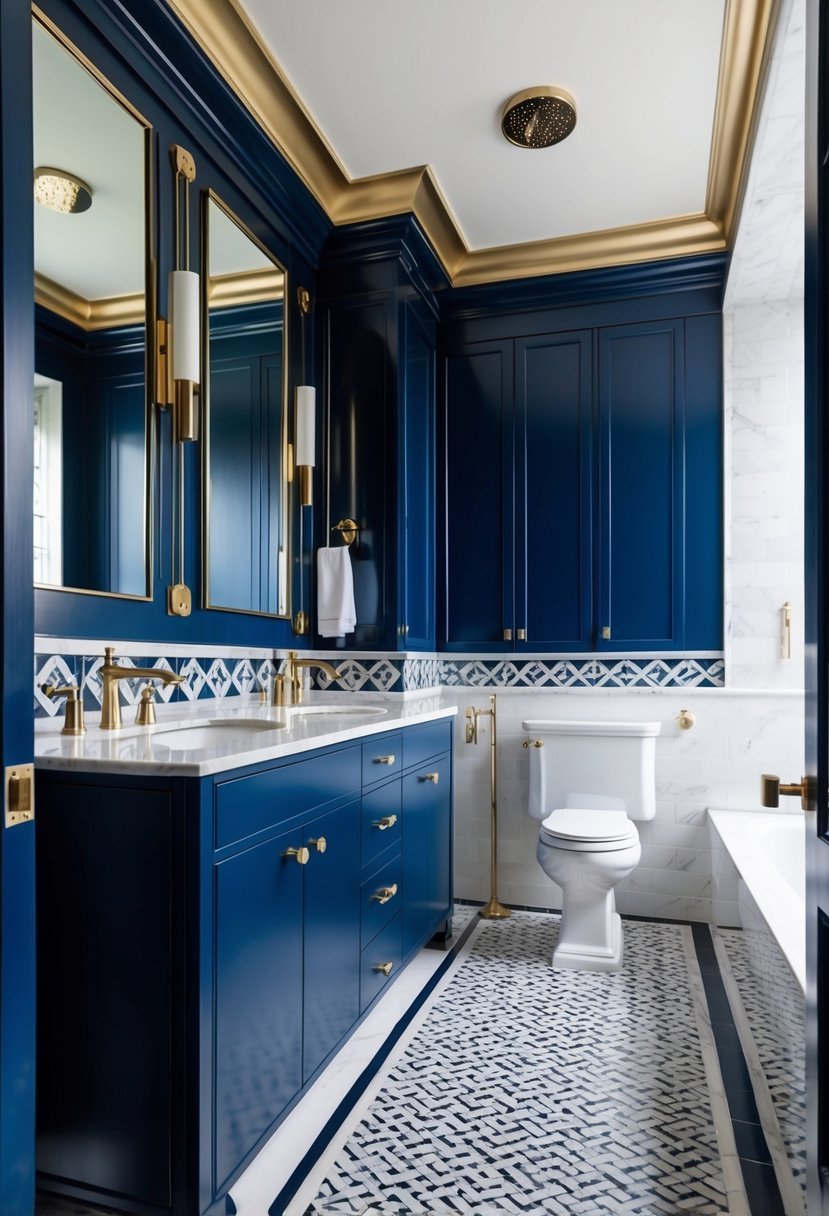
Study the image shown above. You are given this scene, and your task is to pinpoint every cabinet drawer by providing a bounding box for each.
[362,733,402,785]
[402,720,452,770]
[361,852,402,948]
[215,746,361,849]
[360,913,402,1012]
[362,780,402,867]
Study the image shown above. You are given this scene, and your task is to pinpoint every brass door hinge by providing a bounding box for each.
[5,764,34,828]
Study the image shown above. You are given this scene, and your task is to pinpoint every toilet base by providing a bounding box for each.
[551,910,624,972]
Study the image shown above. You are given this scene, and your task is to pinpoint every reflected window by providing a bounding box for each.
[33,374,63,585]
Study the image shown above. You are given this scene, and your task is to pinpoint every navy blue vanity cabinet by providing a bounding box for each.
[35,718,454,1216]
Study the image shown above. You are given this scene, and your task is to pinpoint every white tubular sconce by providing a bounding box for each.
[169,145,199,443]
[295,287,316,508]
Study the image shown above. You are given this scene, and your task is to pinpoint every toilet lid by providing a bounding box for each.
[540,807,637,844]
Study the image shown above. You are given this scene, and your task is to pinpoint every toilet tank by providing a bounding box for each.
[522,719,661,822]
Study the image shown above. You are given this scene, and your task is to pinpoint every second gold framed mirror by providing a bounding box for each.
[203,192,290,617]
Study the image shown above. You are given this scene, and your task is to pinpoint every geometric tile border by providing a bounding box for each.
[34,650,725,718]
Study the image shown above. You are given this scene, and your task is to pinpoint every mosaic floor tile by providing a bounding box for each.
[305,913,736,1215]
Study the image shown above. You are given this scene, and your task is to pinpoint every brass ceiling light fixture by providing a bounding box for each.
[501,86,577,149]
[34,166,93,213]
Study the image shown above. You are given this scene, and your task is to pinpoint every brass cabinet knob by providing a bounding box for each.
[309,836,327,854]
[601,626,611,640]
[503,628,513,642]
[517,628,526,641]
[372,814,398,831]
[421,772,440,784]
[283,846,310,865]
[373,754,396,766]
[370,883,398,905]
[373,961,394,976]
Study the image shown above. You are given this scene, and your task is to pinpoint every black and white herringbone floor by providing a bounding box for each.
[304,913,739,1216]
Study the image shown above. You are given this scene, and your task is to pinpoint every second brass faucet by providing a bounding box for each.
[279,650,343,705]
[100,647,184,730]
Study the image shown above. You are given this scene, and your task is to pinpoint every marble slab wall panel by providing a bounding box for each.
[725,300,805,691]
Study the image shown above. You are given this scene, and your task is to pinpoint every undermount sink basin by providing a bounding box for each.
[151,720,286,750]
[293,705,387,718]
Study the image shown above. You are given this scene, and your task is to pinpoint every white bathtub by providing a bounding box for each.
[707,808,805,993]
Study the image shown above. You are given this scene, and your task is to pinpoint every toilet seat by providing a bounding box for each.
[539,807,639,853]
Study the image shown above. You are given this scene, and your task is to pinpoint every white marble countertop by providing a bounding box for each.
[35,692,458,778]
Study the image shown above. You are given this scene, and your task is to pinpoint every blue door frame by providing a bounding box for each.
[0,0,36,1211]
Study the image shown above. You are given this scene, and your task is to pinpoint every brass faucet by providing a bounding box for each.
[100,646,184,730]
[283,650,343,705]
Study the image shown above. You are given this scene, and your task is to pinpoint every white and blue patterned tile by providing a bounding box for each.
[305,913,737,1216]
[178,658,207,702]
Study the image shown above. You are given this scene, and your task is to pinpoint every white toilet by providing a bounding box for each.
[522,718,661,972]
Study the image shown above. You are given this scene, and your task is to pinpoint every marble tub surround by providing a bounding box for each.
[449,687,804,924]
[34,690,454,778]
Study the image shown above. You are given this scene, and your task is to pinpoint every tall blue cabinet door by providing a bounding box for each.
[597,320,685,650]
[443,341,514,649]
[515,332,593,651]
[402,754,452,956]
[214,825,304,1191]
[324,300,392,647]
[399,305,436,649]
[302,799,361,1081]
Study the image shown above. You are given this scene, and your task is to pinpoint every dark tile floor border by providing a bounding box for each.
[691,922,786,1216]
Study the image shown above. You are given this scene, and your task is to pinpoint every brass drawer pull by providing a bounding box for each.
[373,961,394,976]
[283,846,310,865]
[371,883,398,905]
[522,739,544,749]
[421,771,440,784]
[374,754,396,766]
[372,814,398,831]
[309,836,327,853]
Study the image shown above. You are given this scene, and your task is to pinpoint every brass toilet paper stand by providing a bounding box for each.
[465,694,511,920]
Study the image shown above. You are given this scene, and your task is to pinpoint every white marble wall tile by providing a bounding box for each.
[451,688,804,923]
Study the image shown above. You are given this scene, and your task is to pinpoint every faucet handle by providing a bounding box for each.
[41,683,86,736]
[104,646,116,666]
[761,772,812,811]
[135,686,157,727]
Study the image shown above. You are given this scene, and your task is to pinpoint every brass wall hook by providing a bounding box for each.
[332,518,360,546]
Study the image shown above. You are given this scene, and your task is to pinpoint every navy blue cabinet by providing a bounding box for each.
[35,718,453,1216]
[214,821,305,1191]
[442,314,722,652]
[319,221,443,650]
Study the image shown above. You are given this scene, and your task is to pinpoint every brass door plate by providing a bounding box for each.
[6,764,35,828]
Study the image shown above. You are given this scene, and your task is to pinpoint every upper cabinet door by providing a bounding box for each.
[443,340,514,650]
[515,332,593,651]
[399,304,436,650]
[597,319,685,651]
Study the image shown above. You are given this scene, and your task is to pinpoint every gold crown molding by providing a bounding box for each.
[208,266,285,308]
[167,0,776,286]
[453,214,726,288]
[706,0,782,245]
[35,273,145,330]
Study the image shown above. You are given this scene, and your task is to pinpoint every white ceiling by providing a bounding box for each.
[236,0,726,252]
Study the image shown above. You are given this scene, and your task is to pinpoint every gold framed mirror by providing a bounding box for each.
[32,11,154,600]
[202,192,290,617]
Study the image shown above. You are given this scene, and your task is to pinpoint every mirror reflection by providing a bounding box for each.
[33,18,151,597]
[204,194,288,616]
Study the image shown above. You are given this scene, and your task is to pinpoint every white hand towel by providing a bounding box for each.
[317,546,357,638]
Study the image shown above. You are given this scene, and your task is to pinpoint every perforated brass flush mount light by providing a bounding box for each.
[34,166,93,213]
[501,86,577,149]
